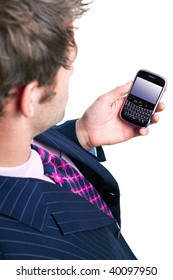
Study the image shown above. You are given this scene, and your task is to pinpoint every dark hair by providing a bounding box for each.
[0,0,88,115]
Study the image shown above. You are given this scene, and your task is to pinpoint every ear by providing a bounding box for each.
[19,81,40,118]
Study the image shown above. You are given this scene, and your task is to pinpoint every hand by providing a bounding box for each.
[76,82,165,149]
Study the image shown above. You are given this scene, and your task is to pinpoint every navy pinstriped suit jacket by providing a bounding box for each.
[0,120,136,260]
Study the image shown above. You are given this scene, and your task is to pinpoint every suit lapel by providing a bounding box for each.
[35,127,118,190]
[0,176,117,234]
[35,126,121,226]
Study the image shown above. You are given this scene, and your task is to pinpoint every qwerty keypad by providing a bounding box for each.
[122,99,153,125]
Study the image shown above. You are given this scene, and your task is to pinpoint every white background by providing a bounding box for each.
[1,1,172,279]
[63,0,173,261]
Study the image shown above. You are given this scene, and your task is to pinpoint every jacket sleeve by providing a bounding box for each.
[55,120,106,162]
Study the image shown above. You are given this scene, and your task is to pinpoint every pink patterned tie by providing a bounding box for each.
[32,144,113,217]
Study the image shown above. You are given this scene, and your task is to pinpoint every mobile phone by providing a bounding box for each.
[120,69,167,127]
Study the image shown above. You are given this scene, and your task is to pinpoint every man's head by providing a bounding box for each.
[0,0,87,117]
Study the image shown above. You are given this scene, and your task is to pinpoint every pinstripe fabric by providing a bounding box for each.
[35,121,121,225]
[31,144,113,217]
[0,120,136,260]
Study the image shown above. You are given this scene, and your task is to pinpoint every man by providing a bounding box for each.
[0,0,164,259]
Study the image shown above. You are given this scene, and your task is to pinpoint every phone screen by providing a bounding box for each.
[130,77,163,105]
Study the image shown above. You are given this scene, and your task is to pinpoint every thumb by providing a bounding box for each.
[114,81,133,98]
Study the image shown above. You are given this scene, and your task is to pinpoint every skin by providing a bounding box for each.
[0,57,165,167]
[0,66,72,167]
[76,82,165,149]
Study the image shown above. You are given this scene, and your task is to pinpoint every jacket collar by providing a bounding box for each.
[0,176,117,234]
[35,126,119,190]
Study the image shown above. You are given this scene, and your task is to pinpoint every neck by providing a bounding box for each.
[0,119,32,168]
